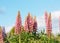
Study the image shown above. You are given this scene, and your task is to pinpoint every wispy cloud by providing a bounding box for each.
[0,7,6,14]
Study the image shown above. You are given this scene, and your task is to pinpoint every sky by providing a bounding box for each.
[0,0,60,34]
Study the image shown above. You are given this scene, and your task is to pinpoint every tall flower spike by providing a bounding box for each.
[15,11,22,34]
[26,12,34,33]
[47,13,52,37]
[45,12,52,37]
[24,17,28,32]
[45,11,48,33]
[33,16,37,34]
[0,27,4,43]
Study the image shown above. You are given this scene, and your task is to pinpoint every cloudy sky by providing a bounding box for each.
[0,0,60,34]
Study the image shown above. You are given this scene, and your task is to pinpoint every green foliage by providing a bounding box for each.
[10,27,15,36]
[4,28,60,43]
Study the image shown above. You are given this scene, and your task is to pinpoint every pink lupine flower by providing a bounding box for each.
[33,16,37,33]
[45,12,52,37]
[15,11,22,34]
[0,27,4,43]
[24,13,34,33]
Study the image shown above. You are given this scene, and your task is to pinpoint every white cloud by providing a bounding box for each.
[37,15,46,33]
[51,11,60,19]
[5,24,14,33]
[51,11,60,34]
[37,15,45,27]
[5,26,13,33]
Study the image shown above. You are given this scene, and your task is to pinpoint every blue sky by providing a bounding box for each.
[0,0,60,33]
